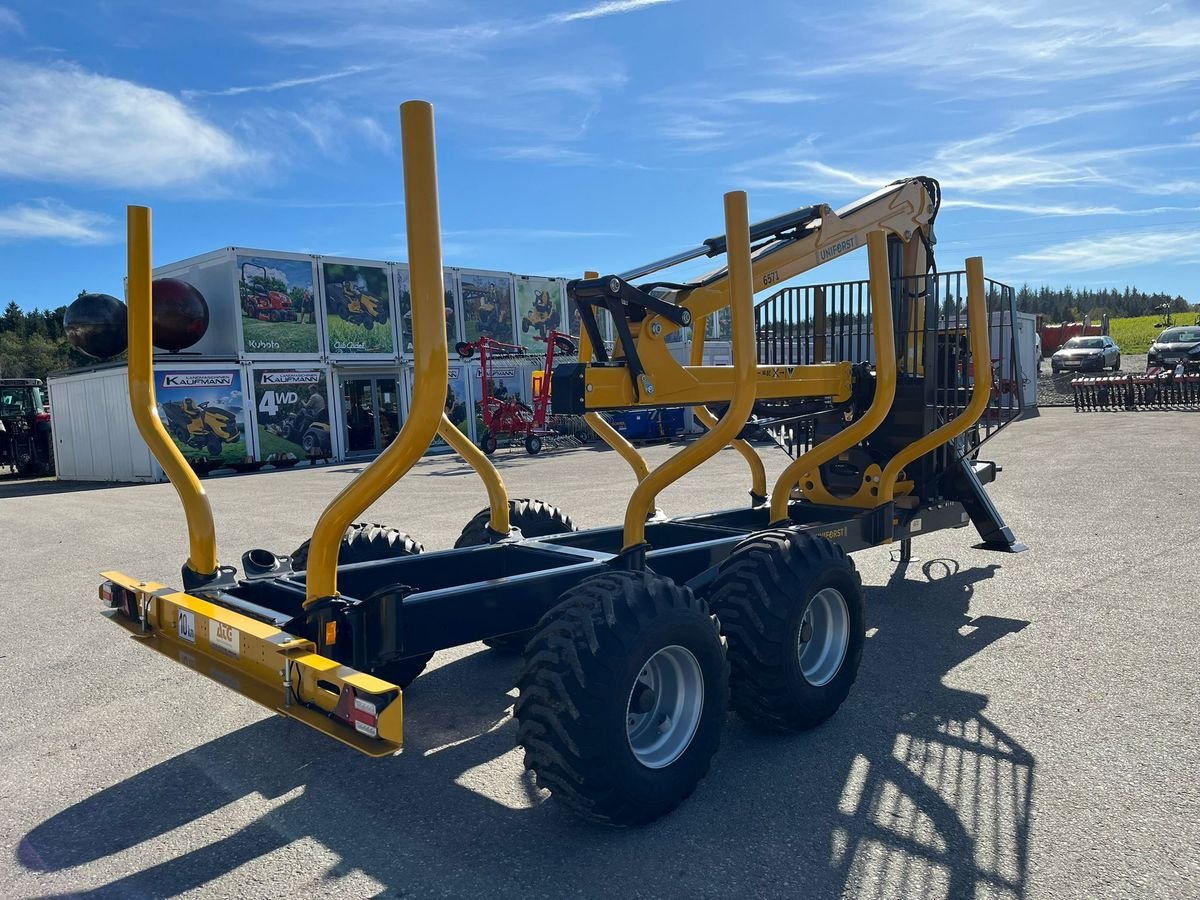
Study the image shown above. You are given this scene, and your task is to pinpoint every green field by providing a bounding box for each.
[171,436,247,463]
[1108,314,1200,353]
[241,316,319,354]
[326,315,394,354]
[257,430,305,459]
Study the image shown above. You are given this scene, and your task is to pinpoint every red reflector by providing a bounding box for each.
[99,582,115,606]
[333,686,380,738]
[35,411,51,425]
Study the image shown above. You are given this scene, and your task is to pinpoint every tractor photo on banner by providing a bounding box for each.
[516,276,564,352]
[156,370,246,463]
[396,267,458,354]
[254,369,331,462]
[460,271,514,343]
[322,263,394,355]
[237,255,318,355]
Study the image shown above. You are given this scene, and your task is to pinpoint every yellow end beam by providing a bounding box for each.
[305,101,448,604]
[622,191,758,551]
[126,206,219,577]
[768,230,897,523]
[878,256,992,500]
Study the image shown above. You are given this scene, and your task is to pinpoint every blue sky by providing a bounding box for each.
[1,0,1198,311]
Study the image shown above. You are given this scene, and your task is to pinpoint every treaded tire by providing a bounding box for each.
[291,523,423,572]
[707,529,865,732]
[515,570,728,826]
[455,499,576,652]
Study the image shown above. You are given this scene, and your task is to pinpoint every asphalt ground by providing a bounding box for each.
[2,407,1198,900]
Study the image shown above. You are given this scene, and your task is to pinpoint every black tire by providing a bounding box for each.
[301,429,320,453]
[521,317,530,333]
[479,430,497,456]
[290,522,423,572]
[706,529,865,732]
[364,318,374,331]
[525,434,543,455]
[1113,355,1121,371]
[206,435,223,457]
[455,499,576,652]
[516,571,728,826]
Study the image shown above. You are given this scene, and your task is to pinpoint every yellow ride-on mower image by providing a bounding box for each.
[96,100,1026,828]
[331,280,389,330]
[520,289,560,338]
[159,398,241,457]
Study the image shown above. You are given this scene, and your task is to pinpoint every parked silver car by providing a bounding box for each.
[1050,335,1121,373]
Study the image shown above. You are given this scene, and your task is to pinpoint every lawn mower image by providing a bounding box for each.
[98,101,1027,828]
[159,398,241,457]
[330,280,389,330]
[240,263,298,322]
[463,282,509,336]
[520,289,560,338]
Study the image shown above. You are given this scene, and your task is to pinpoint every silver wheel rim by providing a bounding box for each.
[625,645,704,769]
[797,588,850,687]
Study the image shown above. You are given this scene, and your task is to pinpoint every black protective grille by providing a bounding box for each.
[753,271,1023,475]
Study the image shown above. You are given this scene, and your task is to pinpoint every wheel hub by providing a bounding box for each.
[796,588,850,687]
[625,645,704,769]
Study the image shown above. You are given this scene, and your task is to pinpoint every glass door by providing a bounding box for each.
[342,375,402,455]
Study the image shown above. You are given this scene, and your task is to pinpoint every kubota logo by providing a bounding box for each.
[162,374,233,388]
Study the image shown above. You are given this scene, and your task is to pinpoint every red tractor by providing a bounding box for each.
[240,263,298,322]
[456,331,578,455]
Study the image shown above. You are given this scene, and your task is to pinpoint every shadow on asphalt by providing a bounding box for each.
[0,474,144,500]
[19,559,1033,899]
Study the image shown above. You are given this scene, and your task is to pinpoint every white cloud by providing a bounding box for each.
[548,0,677,24]
[1015,229,1200,271]
[0,60,255,188]
[182,65,375,98]
[0,200,114,244]
[0,7,21,34]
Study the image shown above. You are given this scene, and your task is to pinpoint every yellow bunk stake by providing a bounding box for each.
[768,230,897,523]
[126,206,219,577]
[435,413,511,533]
[622,191,758,553]
[689,314,767,503]
[305,100,449,605]
[877,256,992,502]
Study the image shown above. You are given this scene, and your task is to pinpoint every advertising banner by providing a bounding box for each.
[322,262,395,356]
[253,369,332,461]
[434,364,472,447]
[396,267,458,355]
[515,276,564,352]
[460,271,515,343]
[155,369,247,462]
[236,254,319,355]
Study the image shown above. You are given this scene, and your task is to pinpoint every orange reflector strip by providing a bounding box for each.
[325,621,337,645]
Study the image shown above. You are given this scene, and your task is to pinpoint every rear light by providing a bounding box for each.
[35,411,50,425]
[99,581,116,607]
[332,685,390,738]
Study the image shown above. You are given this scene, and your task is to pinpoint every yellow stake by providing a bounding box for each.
[622,191,758,551]
[126,206,219,576]
[305,101,449,604]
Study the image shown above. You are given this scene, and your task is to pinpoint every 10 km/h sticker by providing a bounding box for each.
[209,619,241,658]
[177,609,196,643]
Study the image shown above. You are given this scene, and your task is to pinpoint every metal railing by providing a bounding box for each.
[753,271,1024,473]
